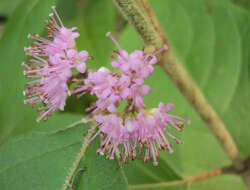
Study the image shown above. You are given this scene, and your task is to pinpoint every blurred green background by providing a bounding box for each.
[0,0,250,190]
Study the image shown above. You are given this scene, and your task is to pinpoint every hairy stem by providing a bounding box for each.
[112,0,162,47]
[112,0,244,171]
[61,125,96,190]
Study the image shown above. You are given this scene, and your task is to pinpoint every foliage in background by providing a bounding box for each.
[0,0,249,190]
[0,0,23,16]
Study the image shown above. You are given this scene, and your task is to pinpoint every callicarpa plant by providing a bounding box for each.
[1,0,250,190]
[23,7,189,166]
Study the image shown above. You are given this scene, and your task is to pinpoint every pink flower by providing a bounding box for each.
[89,115,128,161]
[72,33,167,114]
[89,68,117,99]
[23,6,89,121]
[23,74,68,122]
[128,84,151,110]
[115,74,131,99]
[71,67,115,97]
[66,49,88,73]
[134,109,185,166]
[107,32,167,84]
[94,94,120,113]
[156,102,190,131]
[131,102,190,165]
[88,102,189,165]
[71,67,122,113]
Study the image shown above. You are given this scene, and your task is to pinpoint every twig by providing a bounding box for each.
[112,0,244,171]
[129,164,238,189]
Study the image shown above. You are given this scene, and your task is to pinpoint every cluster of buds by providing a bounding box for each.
[23,7,190,165]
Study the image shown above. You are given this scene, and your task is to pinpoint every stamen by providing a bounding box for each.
[27,34,51,44]
[87,128,102,145]
[32,55,48,64]
[36,106,55,122]
[49,13,60,29]
[106,32,122,51]
[51,6,64,27]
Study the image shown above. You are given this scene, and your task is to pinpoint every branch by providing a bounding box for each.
[129,163,245,189]
[112,0,244,171]
[129,169,222,189]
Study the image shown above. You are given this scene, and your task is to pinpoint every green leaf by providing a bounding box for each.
[73,0,116,69]
[232,0,250,10]
[76,139,129,190]
[0,0,23,16]
[0,0,55,143]
[189,175,247,190]
[122,158,186,190]
[0,115,129,190]
[0,115,86,190]
[118,0,250,189]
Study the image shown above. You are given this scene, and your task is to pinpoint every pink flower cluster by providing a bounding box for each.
[71,33,189,165]
[89,103,189,165]
[23,6,190,165]
[23,6,89,122]
[72,32,167,114]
